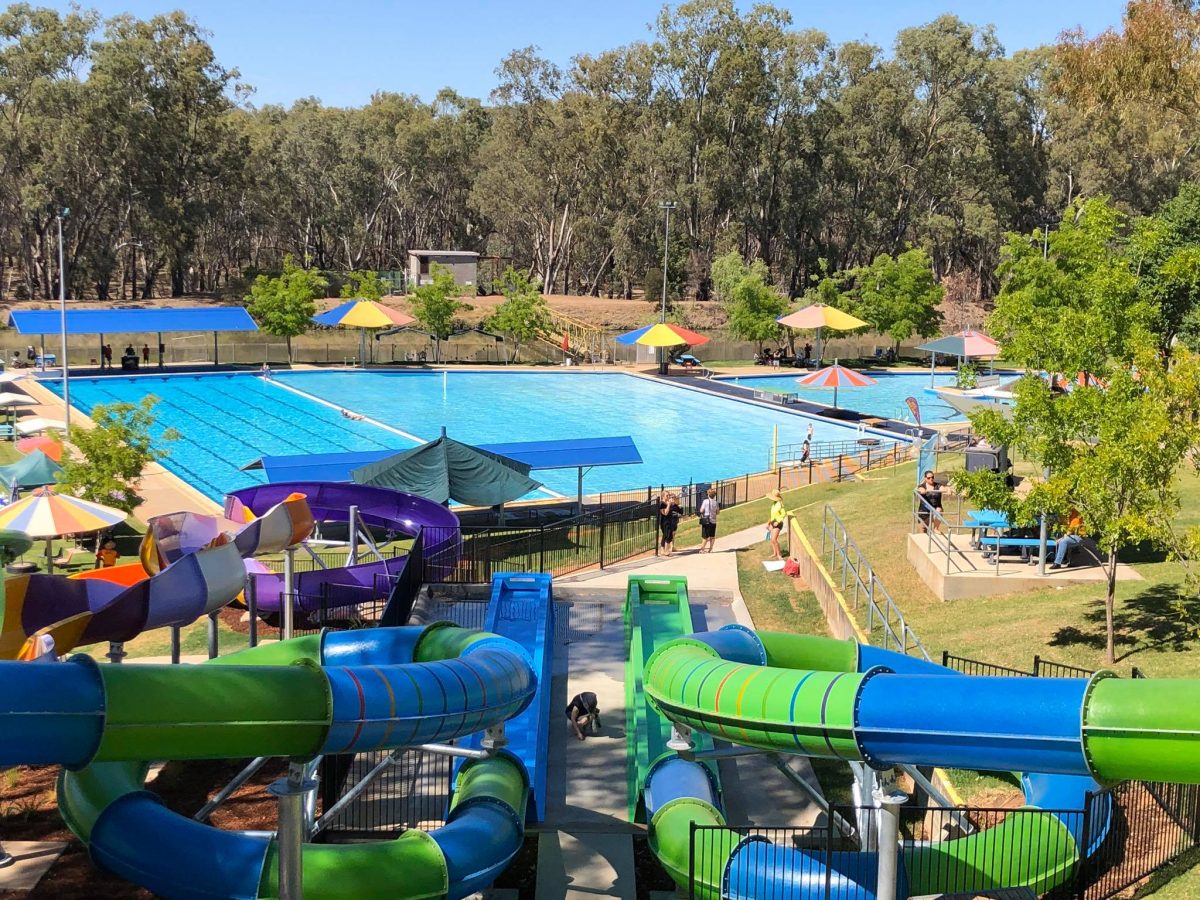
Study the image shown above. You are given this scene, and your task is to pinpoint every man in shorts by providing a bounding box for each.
[565,691,601,741]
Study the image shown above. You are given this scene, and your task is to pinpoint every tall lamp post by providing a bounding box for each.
[658,200,677,375]
[56,207,71,432]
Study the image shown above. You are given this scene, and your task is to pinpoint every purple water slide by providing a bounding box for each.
[227,482,461,614]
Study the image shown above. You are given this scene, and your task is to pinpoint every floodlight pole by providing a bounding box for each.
[57,208,71,431]
[659,201,677,375]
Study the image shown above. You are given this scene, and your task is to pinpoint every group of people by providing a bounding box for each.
[97,343,152,369]
[917,468,1087,569]
[657,486,722,556]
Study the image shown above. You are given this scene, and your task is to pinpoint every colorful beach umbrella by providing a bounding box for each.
[615,322,711,348]
[313,299,417,366]
[777,304,868,363]
[795,359,877,409]
[16,436,63,462]
[0,487,126,570]
[615,322,710,374]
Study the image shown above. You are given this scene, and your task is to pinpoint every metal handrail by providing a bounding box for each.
[910,490,973,575]
[821,505,931,661]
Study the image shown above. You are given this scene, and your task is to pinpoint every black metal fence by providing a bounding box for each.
[941,650,1145,680]
[318,748,455,837]
[421,504,659,584]
[688,786,1200,899]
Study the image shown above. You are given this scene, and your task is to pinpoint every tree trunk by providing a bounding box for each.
[286,334,294,363]
[1105,549,1119,665]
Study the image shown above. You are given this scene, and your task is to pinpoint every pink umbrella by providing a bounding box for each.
[795,358,877,409]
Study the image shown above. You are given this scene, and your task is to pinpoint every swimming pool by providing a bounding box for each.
[722,370,963,423]
[51,371,900,503]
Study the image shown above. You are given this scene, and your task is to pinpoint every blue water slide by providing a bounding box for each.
[462,572,556,821]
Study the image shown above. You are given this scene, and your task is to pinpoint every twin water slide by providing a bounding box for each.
[627,576,1200,899]
[0,594,554,899]
[227,482,460,613]
[0,494,313,660]
[460,573,556,820]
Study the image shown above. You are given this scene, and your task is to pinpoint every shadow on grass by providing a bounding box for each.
[1048,583,1200,662]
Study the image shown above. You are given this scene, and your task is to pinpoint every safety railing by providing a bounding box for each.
[821,505,930,660]
[688,784,1200,900]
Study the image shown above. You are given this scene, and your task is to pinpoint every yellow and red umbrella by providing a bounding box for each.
[313,300,416,366]
[16,435,63,462]
[778,303,868,363]
[615,322,711,348]
[795,359,877,409]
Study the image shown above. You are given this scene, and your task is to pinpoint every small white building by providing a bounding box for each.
[407,250,479,289]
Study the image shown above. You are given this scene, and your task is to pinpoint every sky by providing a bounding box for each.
[46,0,1129,107]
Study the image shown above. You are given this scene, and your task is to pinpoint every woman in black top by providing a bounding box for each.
[658,492,682,557]
[916,470,943,533]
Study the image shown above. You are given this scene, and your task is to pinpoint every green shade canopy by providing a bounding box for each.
[0,449,63,489]
[350,430,543,506]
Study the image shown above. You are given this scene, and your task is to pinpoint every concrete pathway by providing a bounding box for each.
[534,832,637,900]
[0,841,67,892]
[556,523,767,596]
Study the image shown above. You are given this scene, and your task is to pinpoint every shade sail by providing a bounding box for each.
[0,487,126,537]
[8,307,258,335]
[0,450,62,487]
[313,300,416,329]
[615,323,710,347]
[351,433,543,506]
[916,329,1001,358]
[0,393,35,407]
[777,304,867,331]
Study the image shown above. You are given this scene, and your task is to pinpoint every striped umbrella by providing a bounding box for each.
[313,299,416,366]
[0,487,127,570]
[615,322,711,348]
[795,358,877,409]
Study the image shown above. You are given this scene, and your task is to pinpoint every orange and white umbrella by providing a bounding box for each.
[796,359,877,409]
[16,435,63,462]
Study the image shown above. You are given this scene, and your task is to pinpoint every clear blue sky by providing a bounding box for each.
[50,1,1127,107]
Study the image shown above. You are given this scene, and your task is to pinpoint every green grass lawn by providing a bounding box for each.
[790,463,1200,679]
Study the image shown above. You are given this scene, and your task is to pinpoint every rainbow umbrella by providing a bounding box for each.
[615,323,710,374]
[0,486,127,570]
[313,300,416,366]
[777,303,868,364]
[795,358,877,409]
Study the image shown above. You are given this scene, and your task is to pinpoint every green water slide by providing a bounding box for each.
[624,575,720,822]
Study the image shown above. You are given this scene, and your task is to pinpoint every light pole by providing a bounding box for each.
[658,200,677,375]
[56,208,71,432]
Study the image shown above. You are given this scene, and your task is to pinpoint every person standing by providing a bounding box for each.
[698,487,720,553]
[766,489,787,560]
[806,422,814,446]
[102,344,112,369]
[141,344,150,365]
[658,491,681,557]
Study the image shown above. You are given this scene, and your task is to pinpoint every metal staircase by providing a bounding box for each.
[536,310,608,362]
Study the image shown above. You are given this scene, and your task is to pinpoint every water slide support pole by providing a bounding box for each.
[282,545,296,641]
[348,506,359,567]
[874,787,908,900]
[246,577,258,648]
[106,641,125,664]
[269,761,316,900]
[170,626,180,664]
[206,611,218,660]
[194,756,270,822]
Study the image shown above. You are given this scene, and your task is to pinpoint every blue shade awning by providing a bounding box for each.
[479,436,642,469]
[8,307,259,335]
[242,436,642,484]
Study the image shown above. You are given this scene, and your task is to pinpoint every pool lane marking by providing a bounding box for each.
[263,376,428,445]
[263,375,566,498]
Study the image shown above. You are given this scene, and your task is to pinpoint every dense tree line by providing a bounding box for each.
[2,0,1199,304]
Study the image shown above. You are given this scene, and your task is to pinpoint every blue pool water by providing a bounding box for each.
[722,370,964,423]
[53,371,891,502]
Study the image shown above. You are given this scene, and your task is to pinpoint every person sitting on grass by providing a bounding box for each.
[565,691,601,741]
[1050,508,1085,570]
